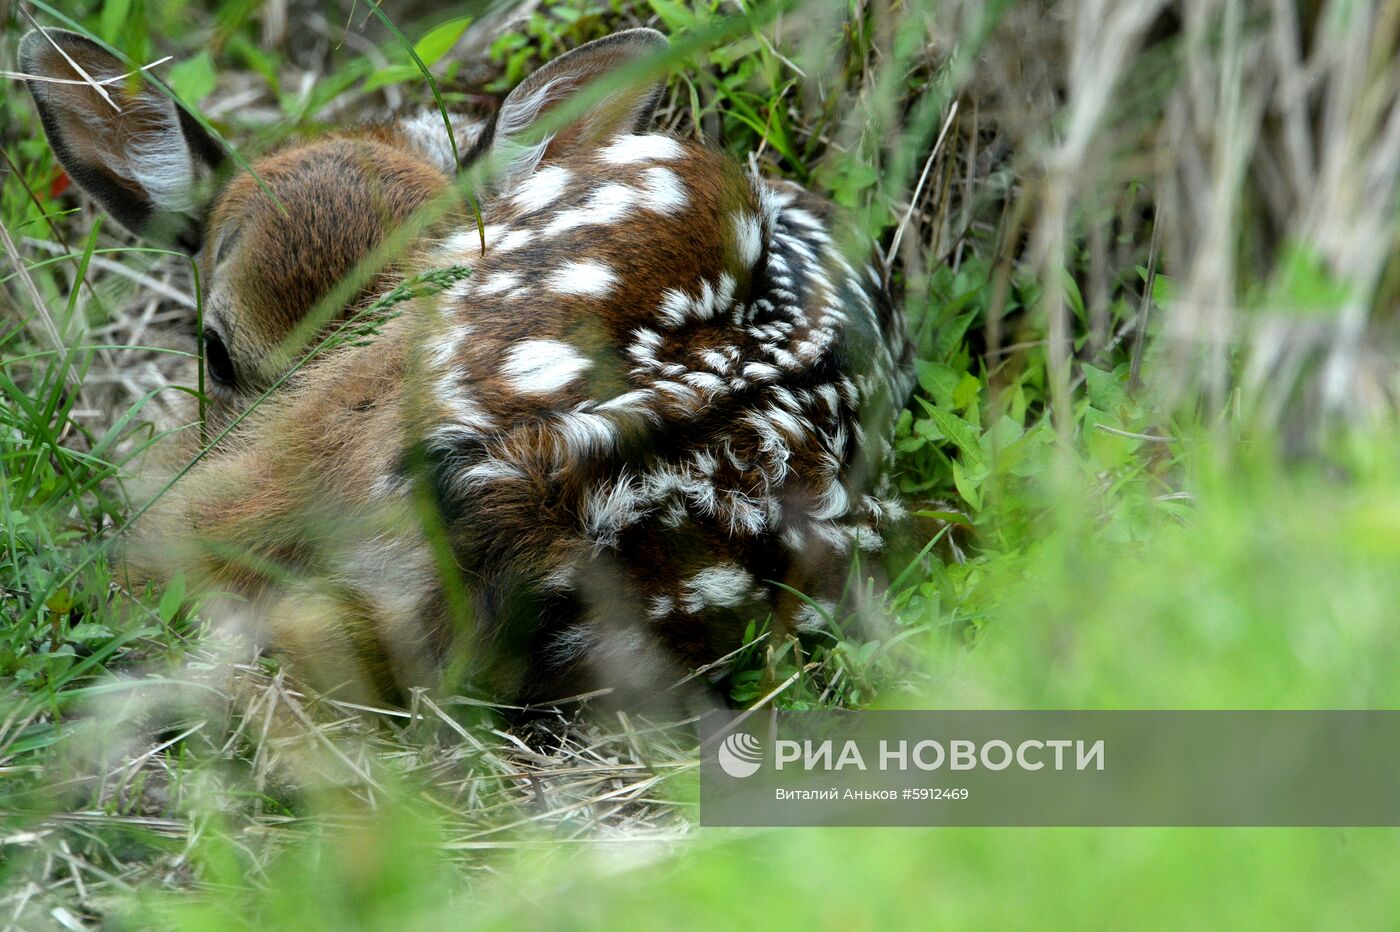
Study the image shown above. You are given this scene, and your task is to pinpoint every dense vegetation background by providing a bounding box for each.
[3,0,1400,927]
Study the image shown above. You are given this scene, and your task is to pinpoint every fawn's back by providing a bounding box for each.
[24,28,913,705]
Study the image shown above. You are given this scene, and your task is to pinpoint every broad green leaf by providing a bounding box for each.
[158,573,186,625]
[414,16,473,67]
[1082,363,1128,414]
[916,361,959,407]
[647,0,700,31]
[1084,406,1139,469]
[952,372,981,413]
[1267,240,1354,316]
[168,51,218,104]
[1061,268,1087,325]
[66,623,115,644]
[99,0,132,43]
[895,407,913,437]
[1137,265,1175,306]
[982,414,1023,454]
[45,588,72,616]
[364,65,424,93]
[951,459,983,511]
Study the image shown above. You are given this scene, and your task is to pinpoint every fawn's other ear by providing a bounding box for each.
[21,28,227,251]
[471,28,668,188]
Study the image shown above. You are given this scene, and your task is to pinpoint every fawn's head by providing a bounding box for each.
[22,27,669,412]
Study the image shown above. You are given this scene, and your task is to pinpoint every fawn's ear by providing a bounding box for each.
[471,28,668,188]
[21,28,227,251]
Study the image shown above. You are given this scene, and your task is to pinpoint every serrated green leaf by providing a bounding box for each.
[915,397,983,465]
[931,307,977,361]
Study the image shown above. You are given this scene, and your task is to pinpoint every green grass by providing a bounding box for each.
[4,0,1400,928]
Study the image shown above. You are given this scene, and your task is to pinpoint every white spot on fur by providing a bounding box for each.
[502,340,591,393]
[742,362,781,382]
[627,328,663,368]
[657,289,690,328]
[547,624,594,662]
[851,525,884,552]
[681,371,726,395]
[439,228,483,259]
[427,324,471,369]
[699,349,731,373]
[584,475,644,549]
[599,133,683,164]
[548,259,618,296]
[757,182,795,225]
[552,410,618,460]
[793,599,837,632]
[595,389,657,416]
[457,459,526,488]
[813,477,850,520]
[544,183,637,235]
[367,473,405,500]
[512,164,572,213]
[495,228,534,252]
[639,166,687,214]
[654,275,737,328]
[432,371,495,433]
[681,564,755,614]
[733,212,763,268]
[541,564,577,593]
[476,271,521,295]
[653,380,699,410]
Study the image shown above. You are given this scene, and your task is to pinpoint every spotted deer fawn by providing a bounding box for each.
[23,27,914,706]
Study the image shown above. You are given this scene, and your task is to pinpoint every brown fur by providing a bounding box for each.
[26,28,914,708]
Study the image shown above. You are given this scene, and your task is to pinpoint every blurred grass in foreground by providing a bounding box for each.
[116,432,1400,930]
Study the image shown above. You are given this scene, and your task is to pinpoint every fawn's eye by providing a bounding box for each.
[203,329,236,387]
